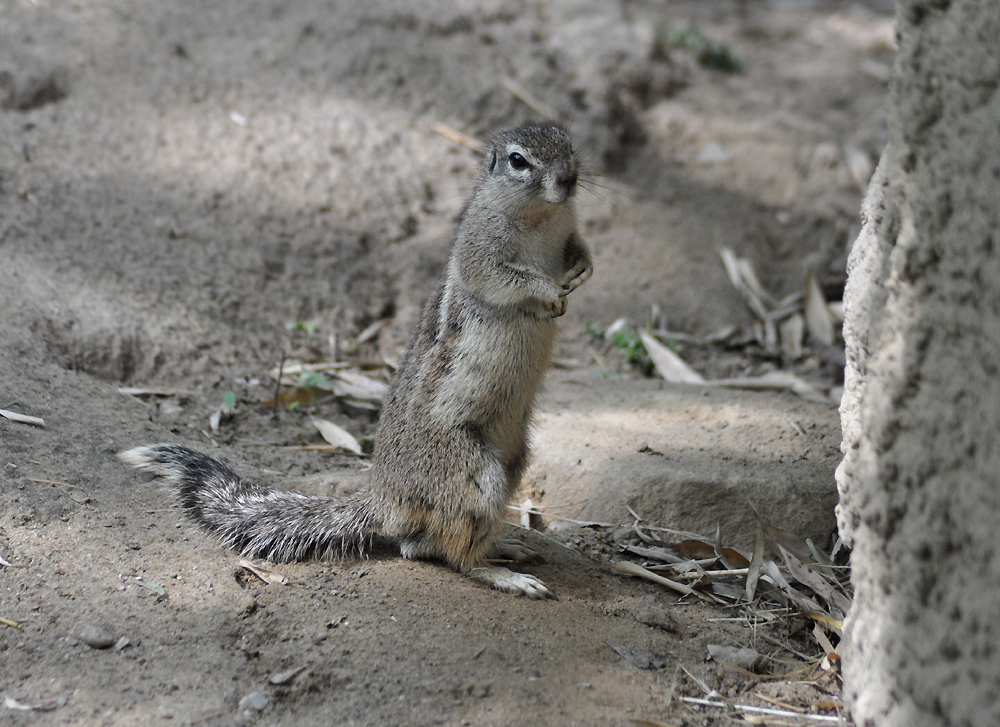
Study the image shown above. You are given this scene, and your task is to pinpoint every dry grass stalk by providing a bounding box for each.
[499,76,561,121]
[430,122,483,150]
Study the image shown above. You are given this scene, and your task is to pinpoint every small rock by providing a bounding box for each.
[240,596,258,615]
[79,625,116,649]
[610,527,634,544]
[707,644,762,672]
[696,141,731,165]
[113,636,132,651]
[269,665,307,685]
[630,595,679,633]
[238,692,268,712]
[608,641,669,670]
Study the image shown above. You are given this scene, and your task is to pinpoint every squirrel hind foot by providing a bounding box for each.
[468,566,555,600]
[489,536,545,565]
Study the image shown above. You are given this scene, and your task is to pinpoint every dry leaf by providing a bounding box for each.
[623,544,686,564]
[355,317,391,344]
[134,578,165,596]
[805,272,835,346]
[804,611,844,631]
[779,545,852,619]
[639,332,705,384]
[843,143,873,191]
[259,386,330,408]
[118,387,194,397]
[779,313,804,359]
[763,561,825,614]
[0,408,45,427]
[735,257,775,308]
[707,371,832,404]
[746,525,765,602]
[331,370,389,406]
[239,558,287,585]
[674,539,717,559]
[312,419,362,454]
[675,539,749,567]
[812,622,837,656]
[762,523,814,562]
[720,248,771,319]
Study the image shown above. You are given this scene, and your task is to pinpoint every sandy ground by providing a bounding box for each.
[1,0,892,724]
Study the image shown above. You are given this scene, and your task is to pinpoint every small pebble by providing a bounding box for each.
[238,691,269,711]
[707,644,762,671]
[79,625,116,649]
[269,665,306,685]
[630,595,680,633]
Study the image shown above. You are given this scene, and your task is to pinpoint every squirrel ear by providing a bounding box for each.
[488,150,497,173]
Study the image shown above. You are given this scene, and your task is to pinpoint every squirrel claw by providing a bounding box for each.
[562,261,593,294]
[469,566,556,599]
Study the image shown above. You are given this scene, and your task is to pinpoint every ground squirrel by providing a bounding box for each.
[120,125,592,598]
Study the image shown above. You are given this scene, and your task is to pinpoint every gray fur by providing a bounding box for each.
[119,125,592,598]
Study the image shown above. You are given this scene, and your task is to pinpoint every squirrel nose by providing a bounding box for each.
[557,169,578,193]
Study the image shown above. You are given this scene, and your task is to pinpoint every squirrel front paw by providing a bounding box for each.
[549,296,569,318]
[561,258,593,295]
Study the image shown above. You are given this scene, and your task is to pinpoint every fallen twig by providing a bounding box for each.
[680,696,848,723]
[613,560,709,600]
[431,122,483,150]
[28,478,77,488]
[504,504,610,528]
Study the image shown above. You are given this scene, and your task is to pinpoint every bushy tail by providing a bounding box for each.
[119,444,381,562]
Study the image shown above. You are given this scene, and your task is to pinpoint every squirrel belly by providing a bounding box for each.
[119,125,592,599]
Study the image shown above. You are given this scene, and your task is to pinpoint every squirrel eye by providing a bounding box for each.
[508,152,529,170]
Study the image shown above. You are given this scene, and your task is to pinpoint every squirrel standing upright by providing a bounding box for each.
[120,125,592,598]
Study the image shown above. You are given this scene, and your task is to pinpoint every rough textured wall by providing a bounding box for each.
[836,1,1000,725]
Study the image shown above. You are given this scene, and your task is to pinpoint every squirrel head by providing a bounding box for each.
[478,125,579,216]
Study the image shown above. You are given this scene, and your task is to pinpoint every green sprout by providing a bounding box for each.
[612,329,645,366]
[296,369,333,392]
[287,319,321,336]
[665,23,743,73]
[612,329,655,377]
